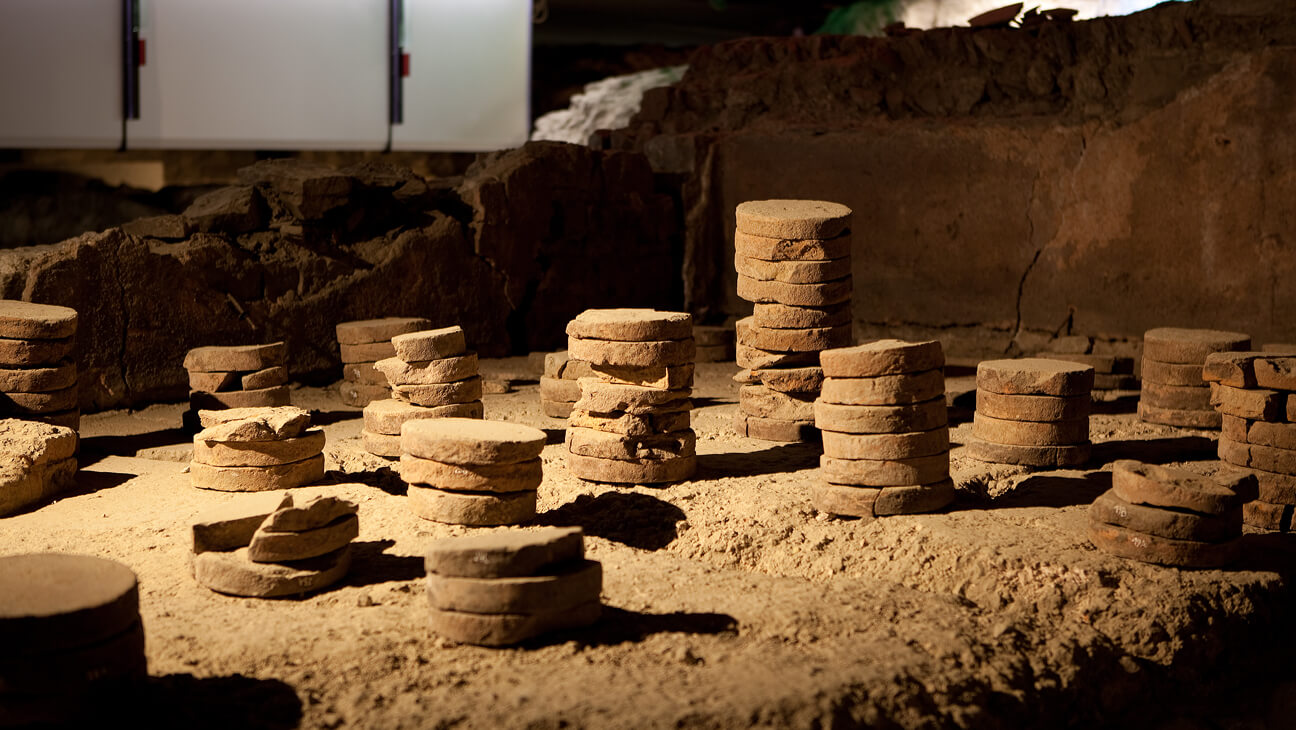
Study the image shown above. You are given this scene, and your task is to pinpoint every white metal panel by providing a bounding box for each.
[127,0,389,149]
[0,0,122,148]
[392,0,531,152]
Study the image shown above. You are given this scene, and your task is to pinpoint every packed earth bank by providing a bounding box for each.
[4,361,1294,728]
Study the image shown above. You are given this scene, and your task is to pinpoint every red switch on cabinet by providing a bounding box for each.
[400,52,410,77]
[137,38,146,66]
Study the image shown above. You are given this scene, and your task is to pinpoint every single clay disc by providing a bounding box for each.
[363,398,482,435]
[820,340,944,378]
[810,482,878,519]
[734,231,852,262]
[406,484,538,526]
[428,600,601,647]
[819,453,949,487]
[590,362,695,390]
[189,386,290,411]
[260,495,358,532]
[736,343,820,370]
[735,255,852,285]
[965,438,1091,467]
[183,342,285,372]
[540,376,582,403]
[734,199,853,240]
[1201,351,1271,388]
[977,358,1094,397]
[971,412,1089,446]
[0,361,76,393]
[391,376,483,408]
[340,341,397,363]
[565,451,696,484]
[753,366,824,394]
[335,317,432,345]
[813,397,948,434]
[820,427,949,460]
[976,390,1090,423]
[733,411,818,442]
[542,399,575,419]
[569,408,691,438]
[1087,519,1238,569]
[1209,383,1288,421]
[391,326,468,361]
[1136,400,1220,429]
[1110,459,1244,515]
[425,559,602,615]
[424,526,584,578]
[241,366,288,390]
[1222,416,1296,452]
[0,335,74,367]
[402,418,547,465]
[362,429,402,458]
[738,384,816,422]
[1089,489,1240,543]
[1143,327,1250,365]
[193,428,325,467]
[751,302,851,329]
[1242,500,1294,532]
[567,336,696,368]
[374,352,478,386]
[196,406,311,441]
[1217,464,1296,504]
[343,361,388,386]
[247,514,359,563]
[1254,356,1296,391]
[189,453,324,492]
[400,455,542,492]
[0,554,138,653]
[1141,381,1213,411]
[811,480,954,518]
[193,545,351,597]
[820,370,944,406]
[0,301,77,340]
[736,317,851,353]
[1141,359,1205,387]
[565,309,693,342]
[736,275,852,307]
[1218,438,1296,477]
[572,379,691,415]
[565,427,695,462]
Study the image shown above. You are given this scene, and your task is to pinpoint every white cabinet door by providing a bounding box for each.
[0,0,122,148]
[127,0,389,150]
[392,0,531,151]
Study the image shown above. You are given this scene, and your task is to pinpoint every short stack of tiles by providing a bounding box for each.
[970,358,1094,467]
[190,406,325,491]
[401,418,547,525]
[565,309,697,485]
[1203,351,1296,531]
[1138,327,1250,428]
[812,340,952,518]
[0,300,79,431]
[0,554,146,726]
[1037,335,1138,391]
[192,493,358,597]
[424,527,601,646]
[1089,460,1246,568]
[539,350,592,419]
[362,325,483,458]
[185,342,289,420]
[693,325,734,363]
[336,316,431,407]
[0,419,79,516]
[733,200,853,442]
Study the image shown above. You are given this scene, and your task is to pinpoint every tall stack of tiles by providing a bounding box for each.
[539,351,592,419]
[0,554,146,726]
[401,418,547,526]
[0,300,79,431]
[361,325,483,458]
[424,527,601,646]
[185,342,289,419]
[732,200,853,442]
[969,358,1094,467]
[812,340,953,518]
[565,309,697,485]
[1203,350,1296,532]
[1088,460,1245,568]
[1138,327,1250,428]
[190,406,325,491]
[336,317,431,407]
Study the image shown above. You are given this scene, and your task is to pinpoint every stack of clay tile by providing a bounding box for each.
[1037,335,1138,391]
[361,325,483,458]
[185,341,289,420]
[539,350,593,419]
[1088,460,1246,568]
[0,419,78,517]
[732,200,853,442]
[424,527,601,646]
[190,406,324,491]
[0,554,145,725]
[192,493,358,597]
[969,358,1093,467]
[693,325,734,363]
[1138,327,1250,428]
[812,340,953,518]
[565,308,697,484]
[1203,350,1296,532]
[401,417,546,525]
[336,316,431,407]
[0,300,79,431]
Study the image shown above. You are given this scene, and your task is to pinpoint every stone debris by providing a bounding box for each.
[0,418,79,517]
[564,309,697,484]
[190,406,324,491]
[969,358,1093,467]
[183,342,289,427]
[335,317,432,407]
[1088,460,1245,568]
[0,553,147,724]
[401,418,547,526]
[191,494,359,598]
[812,340,953,519]
[359,324,484,458]
[424,527,601,646]
[1139,327,1251,429]
[0,300,80,433]
[732,201,853,443]
[1204,351,1296,531]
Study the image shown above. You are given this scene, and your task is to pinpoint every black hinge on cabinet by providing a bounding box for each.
[123,0,140,121]
[389,0,403,126]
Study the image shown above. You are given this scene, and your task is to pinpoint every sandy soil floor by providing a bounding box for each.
[4,360,1296,729]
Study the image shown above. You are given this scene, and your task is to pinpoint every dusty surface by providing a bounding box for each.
[4,359,1296,728]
